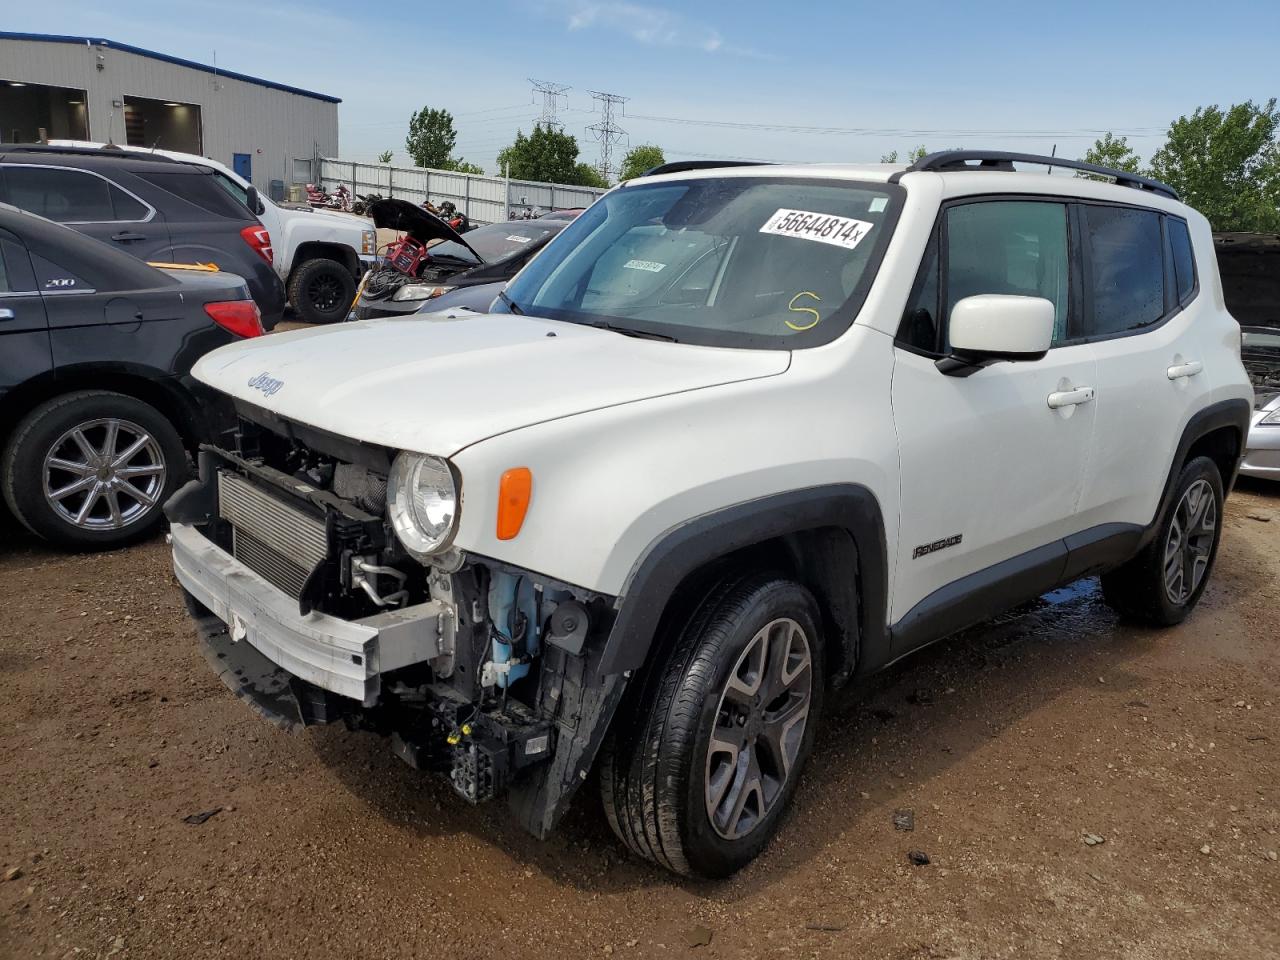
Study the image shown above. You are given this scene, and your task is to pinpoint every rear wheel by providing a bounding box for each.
[1101,455,1223,626]
[600,575,824,878]
[1,391,186,549]
[289,258,356,324]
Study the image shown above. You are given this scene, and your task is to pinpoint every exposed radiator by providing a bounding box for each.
[217,471,328,598]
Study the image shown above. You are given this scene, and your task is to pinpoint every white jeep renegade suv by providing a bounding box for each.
[168,151,1253,878]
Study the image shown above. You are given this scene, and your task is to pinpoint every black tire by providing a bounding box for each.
[1101,455,1224,626]
[288,257,356,324]
[600,575,825,878]
[1,391,187,550]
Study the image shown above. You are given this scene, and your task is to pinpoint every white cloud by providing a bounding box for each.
[555,1,769,58]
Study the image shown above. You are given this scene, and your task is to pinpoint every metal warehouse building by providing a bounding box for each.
[0,31,339,194]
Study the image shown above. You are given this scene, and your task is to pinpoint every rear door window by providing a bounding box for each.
[1079,205,1165,337]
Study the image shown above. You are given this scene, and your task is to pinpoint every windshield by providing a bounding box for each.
[429,221,560,264]
[501,177,900,347]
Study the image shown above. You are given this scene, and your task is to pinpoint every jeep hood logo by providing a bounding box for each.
[247,372,284,397]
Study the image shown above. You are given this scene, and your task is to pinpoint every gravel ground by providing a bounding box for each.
[1,482,1277,959]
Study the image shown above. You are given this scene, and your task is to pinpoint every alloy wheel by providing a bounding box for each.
[307,273,344,312]
[1163,478,1216,605]
[42,418,166,531]
[705,617,813,840]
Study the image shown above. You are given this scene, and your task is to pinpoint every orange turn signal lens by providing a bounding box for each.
[496,467,532,540]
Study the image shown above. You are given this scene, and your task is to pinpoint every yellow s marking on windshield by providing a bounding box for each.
[785,291,822,331]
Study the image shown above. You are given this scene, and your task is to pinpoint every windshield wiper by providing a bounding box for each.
[497,290,524,315]
[593,321,677,342]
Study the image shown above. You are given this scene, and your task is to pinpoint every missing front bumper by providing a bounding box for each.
[171,521,453,706]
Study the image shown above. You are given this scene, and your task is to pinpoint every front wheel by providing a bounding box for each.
[1101,455,1224,626]
[600,575,824,878]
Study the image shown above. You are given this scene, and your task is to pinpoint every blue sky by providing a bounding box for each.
[8,0,1280,175]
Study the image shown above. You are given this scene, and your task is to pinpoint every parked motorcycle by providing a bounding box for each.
[305,183,354,212]
[352,192,383,216]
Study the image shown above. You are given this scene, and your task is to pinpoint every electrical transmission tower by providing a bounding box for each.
[586,90,629,183]
[529,79,570,132]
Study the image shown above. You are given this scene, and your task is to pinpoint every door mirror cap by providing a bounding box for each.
[939,294,1054,376]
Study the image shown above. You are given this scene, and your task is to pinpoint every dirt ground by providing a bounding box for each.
[1,483,1277,960]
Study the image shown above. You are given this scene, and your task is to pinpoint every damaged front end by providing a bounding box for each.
[166,406,627,837]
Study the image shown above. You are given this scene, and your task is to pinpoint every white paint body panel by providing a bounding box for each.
[192,314,790,458]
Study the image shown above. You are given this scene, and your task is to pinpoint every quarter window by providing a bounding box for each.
[1080,205,1164,337]
[1167,217,1196,304]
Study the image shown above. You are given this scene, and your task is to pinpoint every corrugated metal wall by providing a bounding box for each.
[319,158,607,225]
[0,36,338,191]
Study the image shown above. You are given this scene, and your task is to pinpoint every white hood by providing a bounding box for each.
[192,314,790,456]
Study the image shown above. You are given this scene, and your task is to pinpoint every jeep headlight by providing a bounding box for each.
[388,453,458,558]
[391,283,455,302]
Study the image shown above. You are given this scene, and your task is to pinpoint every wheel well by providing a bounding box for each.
[650,527,862,687]
[1185,425,1241,488]
[290,242,360,279]
[0,371,202,458]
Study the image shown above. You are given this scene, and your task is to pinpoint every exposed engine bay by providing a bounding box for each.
[166,404,628,836]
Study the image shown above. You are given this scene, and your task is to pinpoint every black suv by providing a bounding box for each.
[0,203,261,549]
[0,146,286,329]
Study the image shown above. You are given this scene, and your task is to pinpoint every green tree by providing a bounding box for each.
[405,107,458,169]
[497,124,585,184]
[377,149,394,164]
[1075,132,1144,182]
[1149,100,1280,231]
[619,144,665,181]
[879,145,931,164]
[450,160,485,175]
[572,162,609,188]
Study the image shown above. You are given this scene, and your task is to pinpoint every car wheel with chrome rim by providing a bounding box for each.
[2,391,187,549]
[600,575,824,878]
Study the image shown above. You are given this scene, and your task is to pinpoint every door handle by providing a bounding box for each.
[0,308,14,321]
[111,231,147,242]
[1167,360,1203,380]
[1047,386,1095,409]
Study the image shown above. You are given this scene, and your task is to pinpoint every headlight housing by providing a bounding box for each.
[388,453,458,558]
[361,229,377,256]
[390,283,455,302]
[1261,406,1280,425]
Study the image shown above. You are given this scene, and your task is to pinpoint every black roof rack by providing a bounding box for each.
[895,150,1179,200]
[0,144,183,164]
[638,159,773,179]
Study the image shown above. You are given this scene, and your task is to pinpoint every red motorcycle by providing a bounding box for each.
[305,183,353,212]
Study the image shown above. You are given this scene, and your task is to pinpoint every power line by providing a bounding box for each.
[586,90,629,183]
[529,79,571,132]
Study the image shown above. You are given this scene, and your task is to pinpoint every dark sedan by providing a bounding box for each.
[354,201,567,319]
[0,203,260,548]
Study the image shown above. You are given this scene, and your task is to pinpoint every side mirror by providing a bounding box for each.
[245,185,266,216]
[938,294,1054,376]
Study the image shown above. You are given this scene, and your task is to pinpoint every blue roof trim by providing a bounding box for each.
[0,31,341,104]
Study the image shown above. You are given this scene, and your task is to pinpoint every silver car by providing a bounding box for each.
[1241,326,1280,480]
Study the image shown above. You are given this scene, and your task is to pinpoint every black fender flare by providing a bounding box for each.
[597,483,889,682]
[1140,397,1252,548]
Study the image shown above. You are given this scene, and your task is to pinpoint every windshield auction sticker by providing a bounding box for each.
[759,209,874,250]
[505,235,533,243]
[623,259,667,272]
